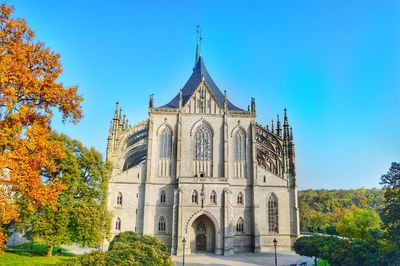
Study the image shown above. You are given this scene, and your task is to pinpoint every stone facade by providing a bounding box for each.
[106,54,299,255]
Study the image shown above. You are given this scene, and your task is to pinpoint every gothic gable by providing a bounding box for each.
[183,81,224,114]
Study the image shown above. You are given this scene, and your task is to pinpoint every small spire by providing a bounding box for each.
[118,108,122,121]
[126,119,129,128]
[108,120,113,135]
[290,127,294,141]
[284,107,289,125]
[251,98,256,112]
[122,114,126,129]
[277,114,282,137]
[266,124,269,131]
[224,90,227,110]
[179,89,183,108]
[149,94,154,108]
[114,101,119,118]
[271,119,275,133]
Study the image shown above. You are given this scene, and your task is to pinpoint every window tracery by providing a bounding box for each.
[236,217,244,233]
[160,128,171,158]
[234,130,245,160]
[194,123,212,161]
[268,194,279,233]
[160,190,166,203]
[115,217,121,230]
[116,192,123,206]
[158,216,166,232]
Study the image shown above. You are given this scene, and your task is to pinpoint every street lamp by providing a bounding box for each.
[273,238,278,266]
[182,237,186,266]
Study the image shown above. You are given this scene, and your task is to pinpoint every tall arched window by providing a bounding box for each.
[237,192,243,205]
[117,192,123,206]
[158,216,166,232]
[160,190,166,203]
[234,130,246,160]
[192,190,198,204]
[194,123,212,160]
[268,194,279,233]
[115,217,121,230]
[160,128,171,158]
[210,191,217,204]
[236,217,244,233]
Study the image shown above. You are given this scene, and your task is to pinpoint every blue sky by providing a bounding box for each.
[8,0,400,189]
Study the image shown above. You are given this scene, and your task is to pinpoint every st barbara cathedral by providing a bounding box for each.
[106,33,299,255]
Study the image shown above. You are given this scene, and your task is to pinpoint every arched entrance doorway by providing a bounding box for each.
[190,214,215,253]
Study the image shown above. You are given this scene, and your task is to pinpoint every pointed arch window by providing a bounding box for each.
[268,194,279,233]
[160,190,166,203]
[192,190,198,204]
[158,216,166,232]
[210,190,217,204]
[236,217,244,233]
[194,123,212,160]
[160,128,172,158]
[234,130,246,160]
[116,192,123,206]
[115,217,121,230]
[237,192,243,205]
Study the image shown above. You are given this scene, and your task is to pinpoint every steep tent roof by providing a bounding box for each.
[159,57,243,111]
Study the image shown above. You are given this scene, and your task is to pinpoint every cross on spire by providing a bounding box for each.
[195,25,203,65]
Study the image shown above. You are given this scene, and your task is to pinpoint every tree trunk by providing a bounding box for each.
[314,257,317,265]
[46,244,53,257]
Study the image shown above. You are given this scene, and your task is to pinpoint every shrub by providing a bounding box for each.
[66,232,173,266]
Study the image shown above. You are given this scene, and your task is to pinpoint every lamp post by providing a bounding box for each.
[273,238,278,266]
[182,237,186,266]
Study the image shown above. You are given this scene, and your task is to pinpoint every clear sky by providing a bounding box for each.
[7,0,400,189]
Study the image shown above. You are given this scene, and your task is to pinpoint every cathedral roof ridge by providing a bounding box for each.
[159,56,243,111]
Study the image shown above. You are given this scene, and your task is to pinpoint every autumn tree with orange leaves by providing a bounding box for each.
[0,3,82,251]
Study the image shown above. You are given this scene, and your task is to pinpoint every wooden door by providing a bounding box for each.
[196,234,206,251]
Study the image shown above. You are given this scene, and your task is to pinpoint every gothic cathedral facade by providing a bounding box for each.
[106,53,299,255]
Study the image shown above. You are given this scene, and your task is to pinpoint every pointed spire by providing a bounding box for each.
[118,108,122,121]
[283,107,290,141]
[251,98,256,112]
[271,119,275,134]
[108,120,113,135]
[114,101,119,118]
[149,94,154,108]
[224,90,227,110]
[199,27,203,58]
[290,126,294,141]
[266,124,269,131]
[122,114,126,129]
[284,107,289,126]
[179,89,183,109]
[195,25,200,65]
[277,114,282,137]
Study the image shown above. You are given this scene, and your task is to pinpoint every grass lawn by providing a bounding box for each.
[0,242,75,265]
[317,259,330,266]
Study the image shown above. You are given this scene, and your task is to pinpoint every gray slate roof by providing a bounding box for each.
[159,57,243,111]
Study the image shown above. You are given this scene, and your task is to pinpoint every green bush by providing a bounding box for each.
[65,232,173,266]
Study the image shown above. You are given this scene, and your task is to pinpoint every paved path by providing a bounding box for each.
[172,252,314,266]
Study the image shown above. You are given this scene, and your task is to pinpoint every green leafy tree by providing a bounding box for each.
[380,162,400,243]
[336,207,381,240]
[18,133,111,256]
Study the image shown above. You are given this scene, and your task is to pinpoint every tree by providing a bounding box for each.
[336,207,381,240]
[380,162,400,243]
[0,3,83,249]
[18,133,110,256]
